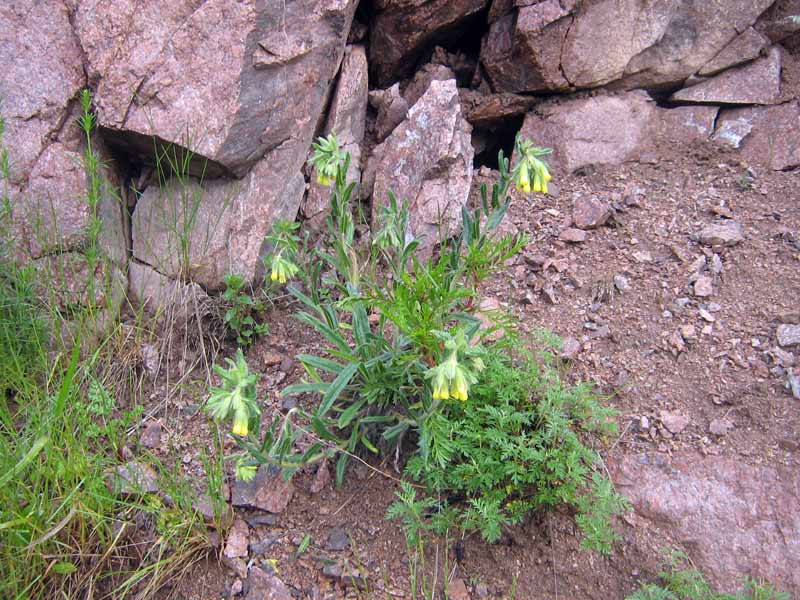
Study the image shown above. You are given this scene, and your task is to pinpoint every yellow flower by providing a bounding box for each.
[232,406,249,436]
[516,164,531,193]
[317,174,331,186]
[432,370,450,400]
[451,369,469,401]
[532,171,543,193]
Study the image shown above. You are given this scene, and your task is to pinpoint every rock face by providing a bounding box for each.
[1,1,127,326]
[698,27,770,76]
[518,92,657,174]
[302,45,369,225]
[713,100,800,171]
[132,157,305,290]
[481,0,775,93]
[671,47,782,105]
[613,453,800,595]
[365,79,473,251]
[369,0,488,86]
[75,0,357,178]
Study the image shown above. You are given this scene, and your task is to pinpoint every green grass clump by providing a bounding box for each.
[627,552,789,600]
[0,94,210,598]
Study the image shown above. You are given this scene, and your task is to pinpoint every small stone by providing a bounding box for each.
[710,254,723,275]
[777,324,800,347]
[279,357,295,373]
[707,302,722,312]
[699,308,716,322]
[182,452,193,465]
[698,221,744,247]
[263,351,282,367]
[107,461,160,496]
[771,347,796,368]
[688,255,707,275]
[245,567,292,600]
[613,274,630,292]
[250,535,278,556]
[788,373,800,400]
[180,403,201,416]
[542,284,558,305]
[193,492,234,526]
[669,329,686,353]
[693,276,713,297]
[310,460,331,494]
[322,564,343,579]
[702,324,713,336]
[777,311,800,325]
[681,324,698,343]
[224,518,249,559]
[632,250,653,263]
[560,337,581,360]
[709,417,734,436]
[326,527,350,551]
[245,514,278,528]
[676,297,691,308]
[572,196,612,229]
[639,416,650,431]
[659,411,689,435]
[280,396,298,412]
[447,577,471,600]
[139,420,162,449]
[140,343,160,377]
[663,310,674,319]
[232,465,294,513]
[559,228,587,243]
[585,325,611,341]
[231,578,243,596]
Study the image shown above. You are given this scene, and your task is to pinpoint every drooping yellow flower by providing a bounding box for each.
[317,174,331,186]
[232,405,249,436]
[516,163,531,193]
[432,370,450,400]
[451,369,469,401]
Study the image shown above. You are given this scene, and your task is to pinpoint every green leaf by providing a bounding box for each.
[335,452,348,486]
[281,382,329,396]
[318,362,359,417]
[337,397,366,429]
[297,354,343,374]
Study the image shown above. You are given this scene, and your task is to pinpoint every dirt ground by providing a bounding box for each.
[137,141,799,600]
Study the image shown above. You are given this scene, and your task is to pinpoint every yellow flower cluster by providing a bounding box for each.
[516,156,552,194]
[426,334,484,402]
[270,253,299,284]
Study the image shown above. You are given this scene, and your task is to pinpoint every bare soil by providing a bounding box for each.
[141,143,799,599]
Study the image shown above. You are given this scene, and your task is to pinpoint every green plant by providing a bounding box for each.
[386,481,452,600]
[0,95,209,599]
[264,219,302,286]
[626,551,790,600]
[405,348,625,550]
[211,132,626,555]
[221,273,267,347]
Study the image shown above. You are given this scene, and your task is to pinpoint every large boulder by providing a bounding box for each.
[364,79,473,251]
[132,152,305,291]
[0,1,84,186]
[613,453,800,595]
[518,91,720,174]
[713,100,800,171]
[671,46,782,105]
[91,0,358,290]
[74,0,357,177]
[481,0,776,93]
[1,1,127,330]
[302,45,369,225]
[369,0,488,87]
